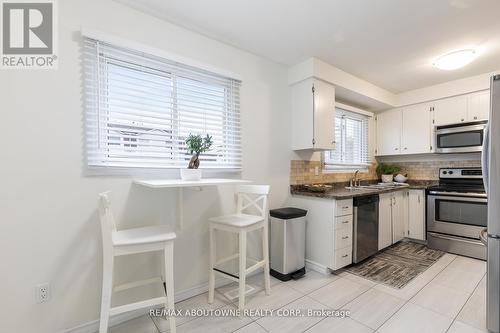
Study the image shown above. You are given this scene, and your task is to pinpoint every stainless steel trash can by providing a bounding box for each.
[269,207,307,281]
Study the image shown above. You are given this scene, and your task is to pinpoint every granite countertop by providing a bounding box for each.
[290,180,438,199]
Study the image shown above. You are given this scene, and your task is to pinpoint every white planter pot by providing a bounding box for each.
[381,174,394,183]
[180,168,202,181]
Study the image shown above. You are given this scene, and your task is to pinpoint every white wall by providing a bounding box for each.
[288,58,397,111]
[0,0,291,332]
[397,71,498,107]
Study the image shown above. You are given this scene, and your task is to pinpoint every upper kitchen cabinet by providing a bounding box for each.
[376,90,490,157]
[401,104,433,154]
[291,78,335,151]
[432,91,490,126]
[376,104,432,156]
[376,108,402,156]
[467,90,490,121]
[433,95,468,126]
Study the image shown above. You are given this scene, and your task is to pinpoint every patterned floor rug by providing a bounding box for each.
[346,241,445,289]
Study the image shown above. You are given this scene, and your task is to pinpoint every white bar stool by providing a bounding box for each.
[207,185,271,310]
[98,191,177,333]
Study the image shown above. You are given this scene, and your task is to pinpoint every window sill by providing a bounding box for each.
[322,168,369,174]
[84,166,242,178]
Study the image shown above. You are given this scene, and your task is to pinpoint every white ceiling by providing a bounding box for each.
[116,0,500,93]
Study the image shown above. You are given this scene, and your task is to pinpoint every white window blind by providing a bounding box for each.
[324,108,370,170]
[83,37,242,169]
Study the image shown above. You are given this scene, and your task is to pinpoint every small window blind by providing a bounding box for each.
[83,37,242,169]
[324,108,370,170]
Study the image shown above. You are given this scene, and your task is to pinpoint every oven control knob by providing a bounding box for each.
[449,171,454,175]
[443,171,448,175]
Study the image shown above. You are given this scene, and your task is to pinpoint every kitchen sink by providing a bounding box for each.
[344,186,371,191]
[346,184,409,191]
[360,184,395,189]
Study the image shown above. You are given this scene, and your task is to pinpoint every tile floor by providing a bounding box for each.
[106,253,487,333]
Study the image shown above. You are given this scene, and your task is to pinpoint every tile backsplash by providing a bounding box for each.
[290,160,378,185]
[391,160,481,180]
[290,159,481,185]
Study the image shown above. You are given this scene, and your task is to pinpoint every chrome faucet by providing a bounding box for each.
[350,170,361,187]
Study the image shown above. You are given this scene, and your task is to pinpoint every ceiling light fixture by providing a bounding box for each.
[433,49,477,70]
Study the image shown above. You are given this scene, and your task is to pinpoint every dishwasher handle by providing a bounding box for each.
[353,194,380,206]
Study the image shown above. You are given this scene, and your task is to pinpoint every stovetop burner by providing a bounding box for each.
[427,184,486,194]
[428,167,486,194]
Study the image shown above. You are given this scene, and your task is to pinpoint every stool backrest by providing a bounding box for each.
[98,191,117,250]
[236,185,270,219]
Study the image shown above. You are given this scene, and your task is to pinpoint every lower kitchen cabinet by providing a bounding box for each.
[378,190,409,250]
[408,189,426,240]
[332,204,353,270]
[288,196,353,273]
[290,189,423,274]
[378,193,393,250]
[392,190,408,243]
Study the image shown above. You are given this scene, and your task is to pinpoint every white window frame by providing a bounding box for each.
[82,30,242,174]
[323,103,372,173]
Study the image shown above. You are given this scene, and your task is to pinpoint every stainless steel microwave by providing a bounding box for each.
[435,120,488,153]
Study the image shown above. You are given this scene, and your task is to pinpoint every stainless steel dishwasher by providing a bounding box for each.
[353,194,379,263]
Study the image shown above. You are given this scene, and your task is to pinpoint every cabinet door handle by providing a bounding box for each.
[341,254,348,258]
[395,147,399,150]
[474,116,478,120]
[342,221,349,224]
[461,118,465,122]
[404,147,408,150]
[342,236,349,240]
[312,84,315,145]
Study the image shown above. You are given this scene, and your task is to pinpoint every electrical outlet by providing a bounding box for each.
[314,166,319,176]
[36,283,50,304]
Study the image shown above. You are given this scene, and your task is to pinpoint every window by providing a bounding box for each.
[83,37,241,170]
[324,108,370,170]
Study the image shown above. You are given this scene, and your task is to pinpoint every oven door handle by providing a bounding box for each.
[428,191,488,200]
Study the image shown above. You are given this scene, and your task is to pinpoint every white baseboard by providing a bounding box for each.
[405,237,427,245]
[60,277,235,333]
[60,307,155,333]
[305,259,330,275]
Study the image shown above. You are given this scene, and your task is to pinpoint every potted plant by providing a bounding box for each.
[180,134,213,181]
[376,163,401,183]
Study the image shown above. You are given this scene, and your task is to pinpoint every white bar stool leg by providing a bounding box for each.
[238,230,247,311]
[164,242,176,333]
[99,254,114,333]
[208,225,216,304]
[262,223,271,295]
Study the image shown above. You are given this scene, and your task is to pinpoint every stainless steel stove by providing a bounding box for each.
[426,167,487,260]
